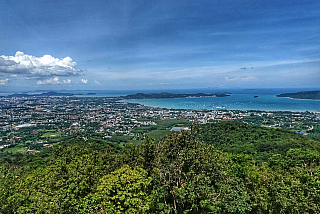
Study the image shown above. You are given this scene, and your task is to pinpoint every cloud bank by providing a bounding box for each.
[63,79,71,84]
[37,77,60,85]
[225,76,257,82]
[0,51,83,77]
[37,77,72,85]
[0,78,8,85]
[94,80,101,85]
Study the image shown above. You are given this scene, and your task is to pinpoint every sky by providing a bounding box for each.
[0,0,319,91]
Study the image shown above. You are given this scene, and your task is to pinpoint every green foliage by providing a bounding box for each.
[75,165,153,214]
[98,165,152,213]
[8,151,101,213]
[1,122,320,213]
[308,125,320,141]
[149,129,255,213]
[0,165,22,213]
[196,121,320,162]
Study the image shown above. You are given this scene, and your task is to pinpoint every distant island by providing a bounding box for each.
[7,91,75,97]
[5,91,100,97]
[120,92,230,100]
[277,90,320,100]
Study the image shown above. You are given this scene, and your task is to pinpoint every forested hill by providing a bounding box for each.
[6,91,76,97]
[276,90,320,100]
[1,123,320,213]
[120,92,230,99]
[196,122,320,162]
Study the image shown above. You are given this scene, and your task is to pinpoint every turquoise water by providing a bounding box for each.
[121,89,320,112]
[3,88,319,112]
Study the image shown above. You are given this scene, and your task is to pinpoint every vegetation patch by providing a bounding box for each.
[41,132,62,138]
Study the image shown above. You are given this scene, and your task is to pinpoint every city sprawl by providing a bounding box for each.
[0,96,319,154]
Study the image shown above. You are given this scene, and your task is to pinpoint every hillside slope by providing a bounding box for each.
[1,123,320,213]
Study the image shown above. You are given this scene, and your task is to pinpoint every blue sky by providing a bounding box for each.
[0,0,319,91]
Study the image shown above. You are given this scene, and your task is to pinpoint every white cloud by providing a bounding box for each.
[0,78,8,85]
[94,80,101,85]
[225,76,257,82]
[225,77,238,82]
[63,79,71,84]
[81,79,88,84]
[37,77,60,85]
[0,51,83,77]
[241,76,257,81]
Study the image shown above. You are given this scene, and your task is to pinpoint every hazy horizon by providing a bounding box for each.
[2,87,320,94]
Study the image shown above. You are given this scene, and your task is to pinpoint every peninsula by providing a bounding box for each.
[120,92,230,100]
[277,90,320,100]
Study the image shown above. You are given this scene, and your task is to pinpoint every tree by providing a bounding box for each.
[78,165,153,214]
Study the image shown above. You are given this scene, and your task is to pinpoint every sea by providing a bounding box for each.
[120,88,320,112]
[2,88,320,112]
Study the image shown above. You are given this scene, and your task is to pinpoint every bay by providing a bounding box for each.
[4,88,320,112]
[121,88,320,112]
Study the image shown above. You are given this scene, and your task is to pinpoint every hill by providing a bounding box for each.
[277,90,320,100]
[120,92,230,99]
[1,123,320,213]
[7,91,75,97]
[196,122,320,162]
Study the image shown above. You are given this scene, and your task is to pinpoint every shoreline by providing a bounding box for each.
[121,100,319,113]
[277,97,320,101]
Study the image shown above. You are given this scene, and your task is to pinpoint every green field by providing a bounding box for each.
[132,118,191,142]
[113,119,191,146]
[2,146,27,154]
[41,132,62,138]
[155,118,191,129]
[146,129,171,141]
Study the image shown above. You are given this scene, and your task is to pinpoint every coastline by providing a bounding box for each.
[276,90,320,101]
[121,99,319,113]
[3,89,320,113]
[277,97,320,101]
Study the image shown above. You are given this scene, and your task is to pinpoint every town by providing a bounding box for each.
[0,96,319,155]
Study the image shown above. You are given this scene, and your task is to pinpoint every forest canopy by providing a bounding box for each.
[1,122,320,213]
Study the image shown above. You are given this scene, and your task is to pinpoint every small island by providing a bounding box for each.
[276,90,320,100]
[120,92,230,100]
